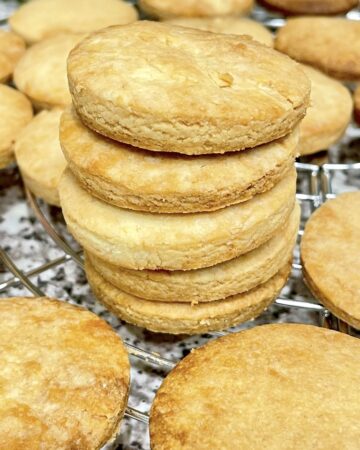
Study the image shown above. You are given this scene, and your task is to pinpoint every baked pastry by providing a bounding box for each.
[59,168,296,271]
[87,203,299,303]
[14,109,67,206]
[9,0,138,45]
[68,21,310,155]
[150,324,360,448]
[301,192,360,329]
[139,0,253,18]
[164,17,273,46]
[354,85,360,125]
[86,257,291,334]
[0,296,130,449]
[0,30,26,83]
[61,108,298,213]
[275,18,360,81]
[14,33,85,110]
[298,65,352,155]
[0,85,33,169]
[260,0,358,15]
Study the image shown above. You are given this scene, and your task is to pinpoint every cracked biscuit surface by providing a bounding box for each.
[68,21,310,155]
[61,108,298,213]
[0,30,25,83]
[59,168,296,271]
[0,296,130,450]
[150,324,360,449]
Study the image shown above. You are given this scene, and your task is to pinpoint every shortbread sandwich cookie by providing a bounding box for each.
[59,168,296,271]
[14,109,67,206]
[0,296,130,449]
[150,324,360,449]
[164,17,274,46]
[354,85,360,125]
[61,108,298,213]
[68,21,310,155]
[0,85,33,169]
[86,257,291,334]
[260,0,358,15]
[87,203,299,303]
[298,65,352,155]
[0,30,26,83]
[9,0,138,45]
[14,33,86,110]
[139,0,254,18]
[275,18,360,81]
[301,192,360,329]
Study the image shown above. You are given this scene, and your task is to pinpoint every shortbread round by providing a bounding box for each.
[275,18,360,81]
[301,192,360,329]
[0,30,26,83]
[0,296,130,449]
[68,21,310,155]
[150,324,360,449]
[87,203,299,303]
[139,0,253,18]
[0,85,33,169]
[86,258,291,334]
[164,17,273,46]
[14,33,85,110]
[354,85,360,125]
[61,108,298,213]
[14,110,67,206]
[9,0,138,45]
[260,0,358,14]
[59,168,296,271]
[298,65,352,155]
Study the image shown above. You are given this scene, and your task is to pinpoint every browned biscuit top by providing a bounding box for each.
[261,0,358,15]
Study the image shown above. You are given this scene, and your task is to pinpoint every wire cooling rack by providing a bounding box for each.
[0,2,360,448]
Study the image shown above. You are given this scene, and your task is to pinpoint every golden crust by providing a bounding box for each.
[0,30,26,83]
[14,33,86,110]
[150,323,360,449]
[0,85,33,170]
[275,18,360,81]
[139,0,253,18]
[0,296,130,449]
[86,257,291,334]
[87,203,299,303]
[301,192,360,329]
[9,0,138,45]
[61,108,297,213]
[59,168,296,271]
[298,65,352,155]
[354,85,360,125]
[260,0,358,14]
[68,21,310,155]
[164,17,274,47]
[14,109,67,206]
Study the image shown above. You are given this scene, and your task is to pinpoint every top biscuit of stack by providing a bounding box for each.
[68,21,310,155]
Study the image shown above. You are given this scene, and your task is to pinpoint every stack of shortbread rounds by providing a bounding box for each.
[59,21,311,334]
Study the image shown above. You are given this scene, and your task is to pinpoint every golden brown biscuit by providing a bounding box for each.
[164,17,274,46]
[61,108,297,213]
[14,109,67,206]
[301,192,360,329]
[9,0,138,45]
[86,257,291,334]
[354,85,360,125]
[59,168,296,271]
[68,21,310,155]
[139,0,253,18]
[87,203,299,303]
[298,65,352,155]
[0,85,33,169]
[14,33,85,110]
[260,0,358,15]
[275,18,360,81]
[0,30,26,83]
[0,296,130,449]
[150,324,360,449]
